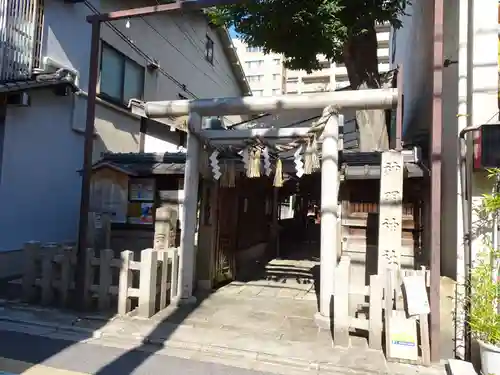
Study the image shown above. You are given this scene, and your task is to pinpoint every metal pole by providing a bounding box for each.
[459,127,474,361]
[430,0,444,362]
[395,64,403,151]
[455,0,470,359]
[75,20,101,309]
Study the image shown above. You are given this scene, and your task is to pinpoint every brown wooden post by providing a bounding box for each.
[430,0,444,362]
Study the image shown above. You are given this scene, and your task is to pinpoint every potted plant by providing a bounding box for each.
[468,247,500,375]
[469,168,500,375]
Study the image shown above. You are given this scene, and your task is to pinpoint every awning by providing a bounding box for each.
[83,152,188,176]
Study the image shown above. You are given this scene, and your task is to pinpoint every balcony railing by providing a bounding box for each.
[0,0,43,82]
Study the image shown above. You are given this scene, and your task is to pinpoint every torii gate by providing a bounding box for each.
[131,88,398,326]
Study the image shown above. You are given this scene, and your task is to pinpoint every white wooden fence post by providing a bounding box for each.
[98,249,114,310]
[138,248,158,318]
[22,241,40,302]
[118,250,133,315]
[170,248,179,302]
[159,251,169,310]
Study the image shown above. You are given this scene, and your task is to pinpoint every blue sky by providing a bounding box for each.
[229,26,239,38]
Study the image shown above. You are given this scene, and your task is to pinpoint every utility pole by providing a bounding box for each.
[74,0,248,309]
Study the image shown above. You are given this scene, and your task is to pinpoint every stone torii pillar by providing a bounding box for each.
[315,107,340,326]
[176,112,202,303]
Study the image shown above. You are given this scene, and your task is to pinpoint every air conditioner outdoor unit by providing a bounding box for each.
[6,92,30,107]
[474,123,500,169]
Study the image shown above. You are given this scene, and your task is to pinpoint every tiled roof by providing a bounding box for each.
[92,152,188,176]
[0,69,77,94]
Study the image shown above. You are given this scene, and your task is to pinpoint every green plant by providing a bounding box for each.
[468,168,500,346]
[468,247,500,346]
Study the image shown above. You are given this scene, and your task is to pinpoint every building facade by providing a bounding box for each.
[390,0,499,359]
[0,0,249,272]
[232,39,285,97]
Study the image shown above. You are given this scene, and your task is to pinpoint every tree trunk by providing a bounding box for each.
[342,23,391,151]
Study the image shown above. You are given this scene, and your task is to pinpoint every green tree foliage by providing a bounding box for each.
[207,0,410,88]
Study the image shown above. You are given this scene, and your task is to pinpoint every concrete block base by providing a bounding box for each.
[175,296,197,306]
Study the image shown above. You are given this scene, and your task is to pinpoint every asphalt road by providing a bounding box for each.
[0,329,274,375]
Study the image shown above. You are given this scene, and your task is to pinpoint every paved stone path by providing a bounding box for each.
[0,246,445,375]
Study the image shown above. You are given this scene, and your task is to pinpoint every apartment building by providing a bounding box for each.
[0,0,249,267]
[234,24,389,97]
[232,39,285,97]
[284,23,391,94]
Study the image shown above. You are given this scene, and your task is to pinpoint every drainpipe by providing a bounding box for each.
[455,0,471,361]
[458,124,476,362]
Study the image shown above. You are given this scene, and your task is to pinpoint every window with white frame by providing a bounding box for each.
[272,89,281,95]
[273,58,281,65]
[205,35,214,64]
[252,90,264,96]
[272,74,280,81]
[100,42,145,106]
[247,75,263,82]
[245,60,264,69]
[246,46,262,53]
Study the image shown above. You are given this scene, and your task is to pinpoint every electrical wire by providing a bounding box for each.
[168,12,241,88]
[139,16,238,91]
[83,1,194,96]
[83,0,238,124]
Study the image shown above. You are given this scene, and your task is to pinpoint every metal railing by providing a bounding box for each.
[0,0,44,82]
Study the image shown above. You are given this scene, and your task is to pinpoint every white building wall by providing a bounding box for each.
[44,0,247,158]
[390,0,499,359]
[391,0,499,275]
[232,39,284,97]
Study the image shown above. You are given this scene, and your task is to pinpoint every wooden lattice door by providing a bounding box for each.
[213,187,238,285]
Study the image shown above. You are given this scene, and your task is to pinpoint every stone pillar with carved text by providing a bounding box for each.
[377,151,404,275]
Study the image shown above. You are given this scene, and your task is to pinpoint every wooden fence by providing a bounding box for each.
[21,241,179,318]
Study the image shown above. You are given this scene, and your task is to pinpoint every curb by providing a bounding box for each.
[0,315,104,338]
[0,314,363,374]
